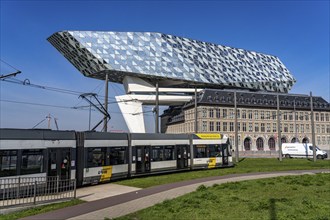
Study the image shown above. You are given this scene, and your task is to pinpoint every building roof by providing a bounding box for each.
[164,89,330,125]
[48,31,296,93]
[184,89,330,111]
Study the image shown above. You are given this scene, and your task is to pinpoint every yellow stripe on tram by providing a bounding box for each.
[100,166,112,182]
[208,157,216,168]
[196,133,222,139]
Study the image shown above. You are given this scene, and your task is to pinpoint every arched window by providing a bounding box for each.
[302,137,309,143]
[244,137,251,151]
[256,138,264,151]
[291,137,299,143]
[281,137,287,144]
[268,137,276,151]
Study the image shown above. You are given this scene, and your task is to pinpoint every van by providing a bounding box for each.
[282,143,328,159]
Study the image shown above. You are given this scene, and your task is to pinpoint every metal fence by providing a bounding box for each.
[0,176,76,208]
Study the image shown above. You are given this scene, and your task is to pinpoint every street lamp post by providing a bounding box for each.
[194,87,198,133]
[234,91,239,163]
[294,99,297,142]
[277,94,282,161]
[155,82,159,133]
[310,92,316,162]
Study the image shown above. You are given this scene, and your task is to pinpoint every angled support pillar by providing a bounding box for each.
[115,95,146,133]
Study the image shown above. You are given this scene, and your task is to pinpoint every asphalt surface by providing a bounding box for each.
[21,169,330,220]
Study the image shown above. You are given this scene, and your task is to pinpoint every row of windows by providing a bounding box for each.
[316,136,330,145]
[0,150,44,177]
[185,108,330,122]
[183,118,329,137]
[86,147,127,168]
[199,121,330,134]
[229,136,330,150]
[194,144,226,158]
[148,146,176,161]
[168,121,330,136]
[86,145,230,168]
[87,146,179,168]
[166,117,330,147]
[137,145,228,161]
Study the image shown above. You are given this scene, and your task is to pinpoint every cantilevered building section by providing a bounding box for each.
[48,31,296,133]
[48,31,295,93]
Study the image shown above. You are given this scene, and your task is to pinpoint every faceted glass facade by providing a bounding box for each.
[48,31,295,93]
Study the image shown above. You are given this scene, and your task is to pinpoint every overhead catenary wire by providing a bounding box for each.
[0,59,22,79]
[32,118,47,129]
[1,99,82,110]
[31,114,60,129]
[0,59,21,72]
[0,99,151,115]
[1,77,106,97]
[1,77,155,109]
[73,81,104,109]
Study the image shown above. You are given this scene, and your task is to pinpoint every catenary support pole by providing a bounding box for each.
[277,94,282,161]
[88,97,92,130]
[294,99,297,142]
[194,87,198,133]
[155,81,159,133]
[234,91,239,163]
[104,73,109,132]
[310,92,316,162]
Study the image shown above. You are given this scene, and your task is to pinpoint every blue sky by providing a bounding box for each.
[1,0,329,132]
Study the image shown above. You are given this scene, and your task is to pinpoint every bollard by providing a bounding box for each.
[74,180,77,199]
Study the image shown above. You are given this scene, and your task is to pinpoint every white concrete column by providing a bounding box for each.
[115,95,146,133]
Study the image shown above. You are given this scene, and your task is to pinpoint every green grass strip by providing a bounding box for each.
[116,173,330,220]
[116,158,330,188]
[0,199,84,220]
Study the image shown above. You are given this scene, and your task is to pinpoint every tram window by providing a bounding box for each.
[164,146,175,160]
[21,149,44,175]
[209,145,221,157]
[195,145,206,158]
[152,147,164,161]
[110,147,127,165]
[87,148,107,168]
[0,150,17,177]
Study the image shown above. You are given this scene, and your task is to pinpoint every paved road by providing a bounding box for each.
[21,169,330,220]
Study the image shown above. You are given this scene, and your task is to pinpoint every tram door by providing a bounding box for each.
[48,148,71,180]
[177,145,188,169]
[221,144,229,165]
[136,146,151,173]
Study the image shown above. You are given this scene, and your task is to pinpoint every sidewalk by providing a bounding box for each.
[76,183,140,202]
[21,169,330,220]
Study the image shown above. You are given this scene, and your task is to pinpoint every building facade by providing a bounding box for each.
[48,31,295,93]
[162,89,330,150]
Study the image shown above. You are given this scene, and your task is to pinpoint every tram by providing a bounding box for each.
[0,129,233,186]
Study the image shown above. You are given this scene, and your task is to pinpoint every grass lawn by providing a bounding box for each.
[1,159,329,220]
[116,173,330,220]
[116,158,330,188]
[0,199,84,220]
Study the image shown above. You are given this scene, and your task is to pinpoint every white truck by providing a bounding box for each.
[282,143,328,159]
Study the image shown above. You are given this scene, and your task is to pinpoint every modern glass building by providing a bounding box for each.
[48,31,295,93]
